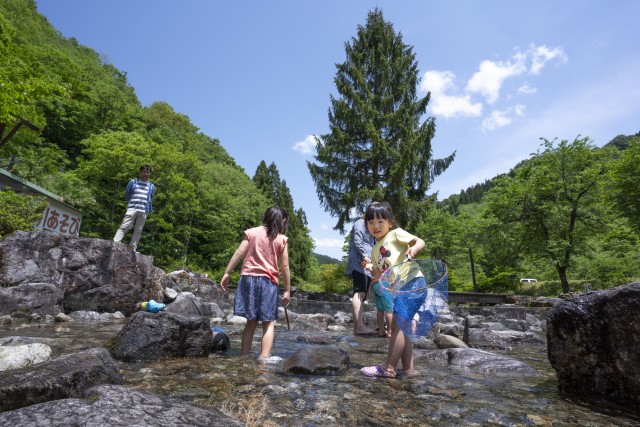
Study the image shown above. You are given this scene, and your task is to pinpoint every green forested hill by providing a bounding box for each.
[0,0,316,283]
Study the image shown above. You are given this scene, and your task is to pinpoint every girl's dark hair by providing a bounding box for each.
[364,201,395,224]
[263,206,288,238]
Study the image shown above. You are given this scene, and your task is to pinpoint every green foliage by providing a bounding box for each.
[608,137,640,233]
[483,137,612,292]
[308,8,455,232]
[316,263,351,294]
[476,268,521,294]
[0,12,66,146]
[0,190,46,237]
[315,252,342,265]
[2,0,639,294]
[251,161,316,282]
[445,269,471,292]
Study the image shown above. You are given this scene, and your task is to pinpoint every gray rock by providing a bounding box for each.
[110,311,212,362]
[0,384,244,426]
[283,347,350,375]
[54,312,72,322]
[419,347,540,375]
[0,343,52,371]
[211,332,231,352]
[547,282,640,406]
[499,318,529,331]
[68,310,103,321]
[164,287,178,301]
[296,334,335,345]
[0,283,64,318]
[0,231,164,316]
[161,270,225,307]
[435,334,469,349]
[226,314,247,325]
[293,313,335,331]
[164,292,215,317]
[0,347,123,412]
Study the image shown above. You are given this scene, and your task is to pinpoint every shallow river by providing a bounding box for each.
[1,318,638,426]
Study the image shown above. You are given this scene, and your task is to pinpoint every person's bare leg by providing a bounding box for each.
[384,311,393,337]
[400,334,414,372]
[377,310,387,336]
[241,320,258,355]
[259,321,275,358]
[381,317,406,376]
[353,292,375,334]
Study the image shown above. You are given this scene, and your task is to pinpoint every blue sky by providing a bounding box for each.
[36,1,640,260]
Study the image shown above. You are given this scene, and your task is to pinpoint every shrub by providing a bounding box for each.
[0,190,47,238]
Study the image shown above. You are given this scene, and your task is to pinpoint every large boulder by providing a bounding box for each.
[0,384,244,426]
[0,231,164,316]
[0,347,122,412]
[109,311,213,362]
[0,283,64,318]
[161,269,229,308]
[547,282,640,406]
[164,292,220,317]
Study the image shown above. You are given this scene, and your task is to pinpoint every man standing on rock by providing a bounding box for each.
[113,165,156,252]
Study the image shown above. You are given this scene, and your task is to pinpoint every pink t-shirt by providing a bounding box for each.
[240,225,288,285]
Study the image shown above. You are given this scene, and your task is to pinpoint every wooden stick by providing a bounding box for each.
[284,306,290,330]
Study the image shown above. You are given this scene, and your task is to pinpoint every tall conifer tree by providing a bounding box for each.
[252,161,315,281]
[308,8,455,231]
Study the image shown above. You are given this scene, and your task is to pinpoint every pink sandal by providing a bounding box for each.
[361,365,396,378]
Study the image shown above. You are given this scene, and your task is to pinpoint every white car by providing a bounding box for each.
[520,278,538,283]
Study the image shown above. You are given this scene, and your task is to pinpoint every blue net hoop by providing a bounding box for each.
[378,259,448,341]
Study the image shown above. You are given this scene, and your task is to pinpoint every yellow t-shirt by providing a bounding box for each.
[371,228,422,288]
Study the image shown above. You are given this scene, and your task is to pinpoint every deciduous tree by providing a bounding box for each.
[484,137,611,293]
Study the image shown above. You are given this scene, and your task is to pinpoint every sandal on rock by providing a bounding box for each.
[361,365,396,378]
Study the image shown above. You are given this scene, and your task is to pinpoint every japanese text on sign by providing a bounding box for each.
[41,206,81,236]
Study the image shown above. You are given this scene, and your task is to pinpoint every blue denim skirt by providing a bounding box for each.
[234,275,279,321]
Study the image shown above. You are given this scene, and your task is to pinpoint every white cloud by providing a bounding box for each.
[465,44,565,104]
[529,45,567,75]
[313,237,344,249]
[517,84,537,95]
[480,104,526,131]
[423,44,567,125]
[292,134,318,155]
[481,110,512,131]
[421,70,455,94]
[421,70,482,118]
[466,56,527,104]
[433,94,483,118]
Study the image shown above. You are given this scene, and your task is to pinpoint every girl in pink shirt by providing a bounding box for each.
[220,206,291,360]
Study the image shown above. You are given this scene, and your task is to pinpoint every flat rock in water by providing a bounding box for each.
[283,346,350,375]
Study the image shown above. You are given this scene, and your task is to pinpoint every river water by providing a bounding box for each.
[1,313,638,426]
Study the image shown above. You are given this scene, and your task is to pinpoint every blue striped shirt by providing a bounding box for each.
[125,178,155,213]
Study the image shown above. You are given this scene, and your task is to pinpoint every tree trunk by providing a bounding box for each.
[556,264,570,294]
[469,246,477,292]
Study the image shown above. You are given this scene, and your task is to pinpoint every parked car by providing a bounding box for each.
[520,278,538,283]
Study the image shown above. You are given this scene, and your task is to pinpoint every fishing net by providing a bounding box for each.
[378,259,448,341]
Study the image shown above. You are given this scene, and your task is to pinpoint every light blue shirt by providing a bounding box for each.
[345,218,374,277]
